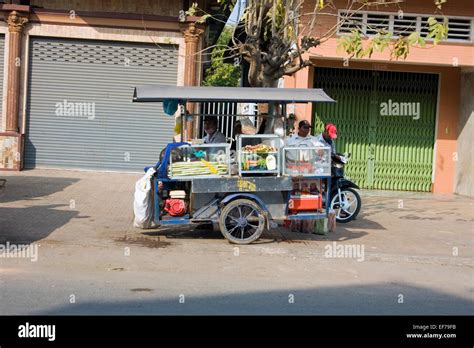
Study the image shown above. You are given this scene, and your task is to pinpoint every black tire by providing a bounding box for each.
[330,187,361,223]
[219,199,266,244]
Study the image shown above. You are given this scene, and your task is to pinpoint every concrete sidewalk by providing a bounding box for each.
[1,168,472,256]
[0,169,472,315]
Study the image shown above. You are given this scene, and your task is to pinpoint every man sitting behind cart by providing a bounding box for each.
[285,120,325,165]
[203,116,227,144]
[286,120,324,147]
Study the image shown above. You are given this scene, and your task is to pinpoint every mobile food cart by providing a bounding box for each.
[133,86,335,244]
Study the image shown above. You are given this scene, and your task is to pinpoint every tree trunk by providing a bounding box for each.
[262,78,280,134]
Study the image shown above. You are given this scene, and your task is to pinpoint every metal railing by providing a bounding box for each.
[199,101,258,139]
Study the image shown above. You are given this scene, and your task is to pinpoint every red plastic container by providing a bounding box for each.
[288,195,322,212]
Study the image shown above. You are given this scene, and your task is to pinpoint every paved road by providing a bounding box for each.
[0,169,473,315]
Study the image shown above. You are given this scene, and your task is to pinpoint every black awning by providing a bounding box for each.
[133,85,335,104]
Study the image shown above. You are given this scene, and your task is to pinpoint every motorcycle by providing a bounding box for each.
[329,153,361,223]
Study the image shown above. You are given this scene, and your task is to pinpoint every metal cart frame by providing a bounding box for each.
[133,86,335,244]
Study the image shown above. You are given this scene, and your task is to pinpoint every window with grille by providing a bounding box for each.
[338,12,364,34]
[421,16,471,41]
[393,15,417,36]
[338,10,472,43]
[366,13,390,35]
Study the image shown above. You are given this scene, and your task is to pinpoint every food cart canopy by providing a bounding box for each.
[133,86,335,104]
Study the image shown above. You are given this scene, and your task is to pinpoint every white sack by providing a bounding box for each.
[133,167,158,229]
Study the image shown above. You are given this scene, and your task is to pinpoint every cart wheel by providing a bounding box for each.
[219,199,266,244]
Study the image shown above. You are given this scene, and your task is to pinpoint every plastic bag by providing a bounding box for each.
[163,99,178,116]
[133,167,158,229]
[313,218,328,235]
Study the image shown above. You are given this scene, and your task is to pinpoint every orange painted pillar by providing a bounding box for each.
[432,68,460,194]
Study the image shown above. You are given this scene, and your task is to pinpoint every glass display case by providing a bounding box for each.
[282,146,331,176]
[168,143,231,179]
[238,134,283,176]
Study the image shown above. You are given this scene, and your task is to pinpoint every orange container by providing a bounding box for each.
[288,195,322,212]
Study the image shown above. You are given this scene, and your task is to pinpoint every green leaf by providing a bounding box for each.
[372,31,392,52]
[427,17,438,27]
[202,27,240,87]
[392,37,409,60]
[337,30,364,58]
[407,32,419,46]
[185,2,198,16]
[426,17,449,44]
[196,13,211,24]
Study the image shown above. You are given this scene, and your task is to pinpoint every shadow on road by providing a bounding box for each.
[35,282,473,315]
[140,217,384,244]
[0,176,85,244]
[0,176,79,203]
[0,205,80,244]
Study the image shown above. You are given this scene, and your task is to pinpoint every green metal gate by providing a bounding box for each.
[313,67,438,192]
